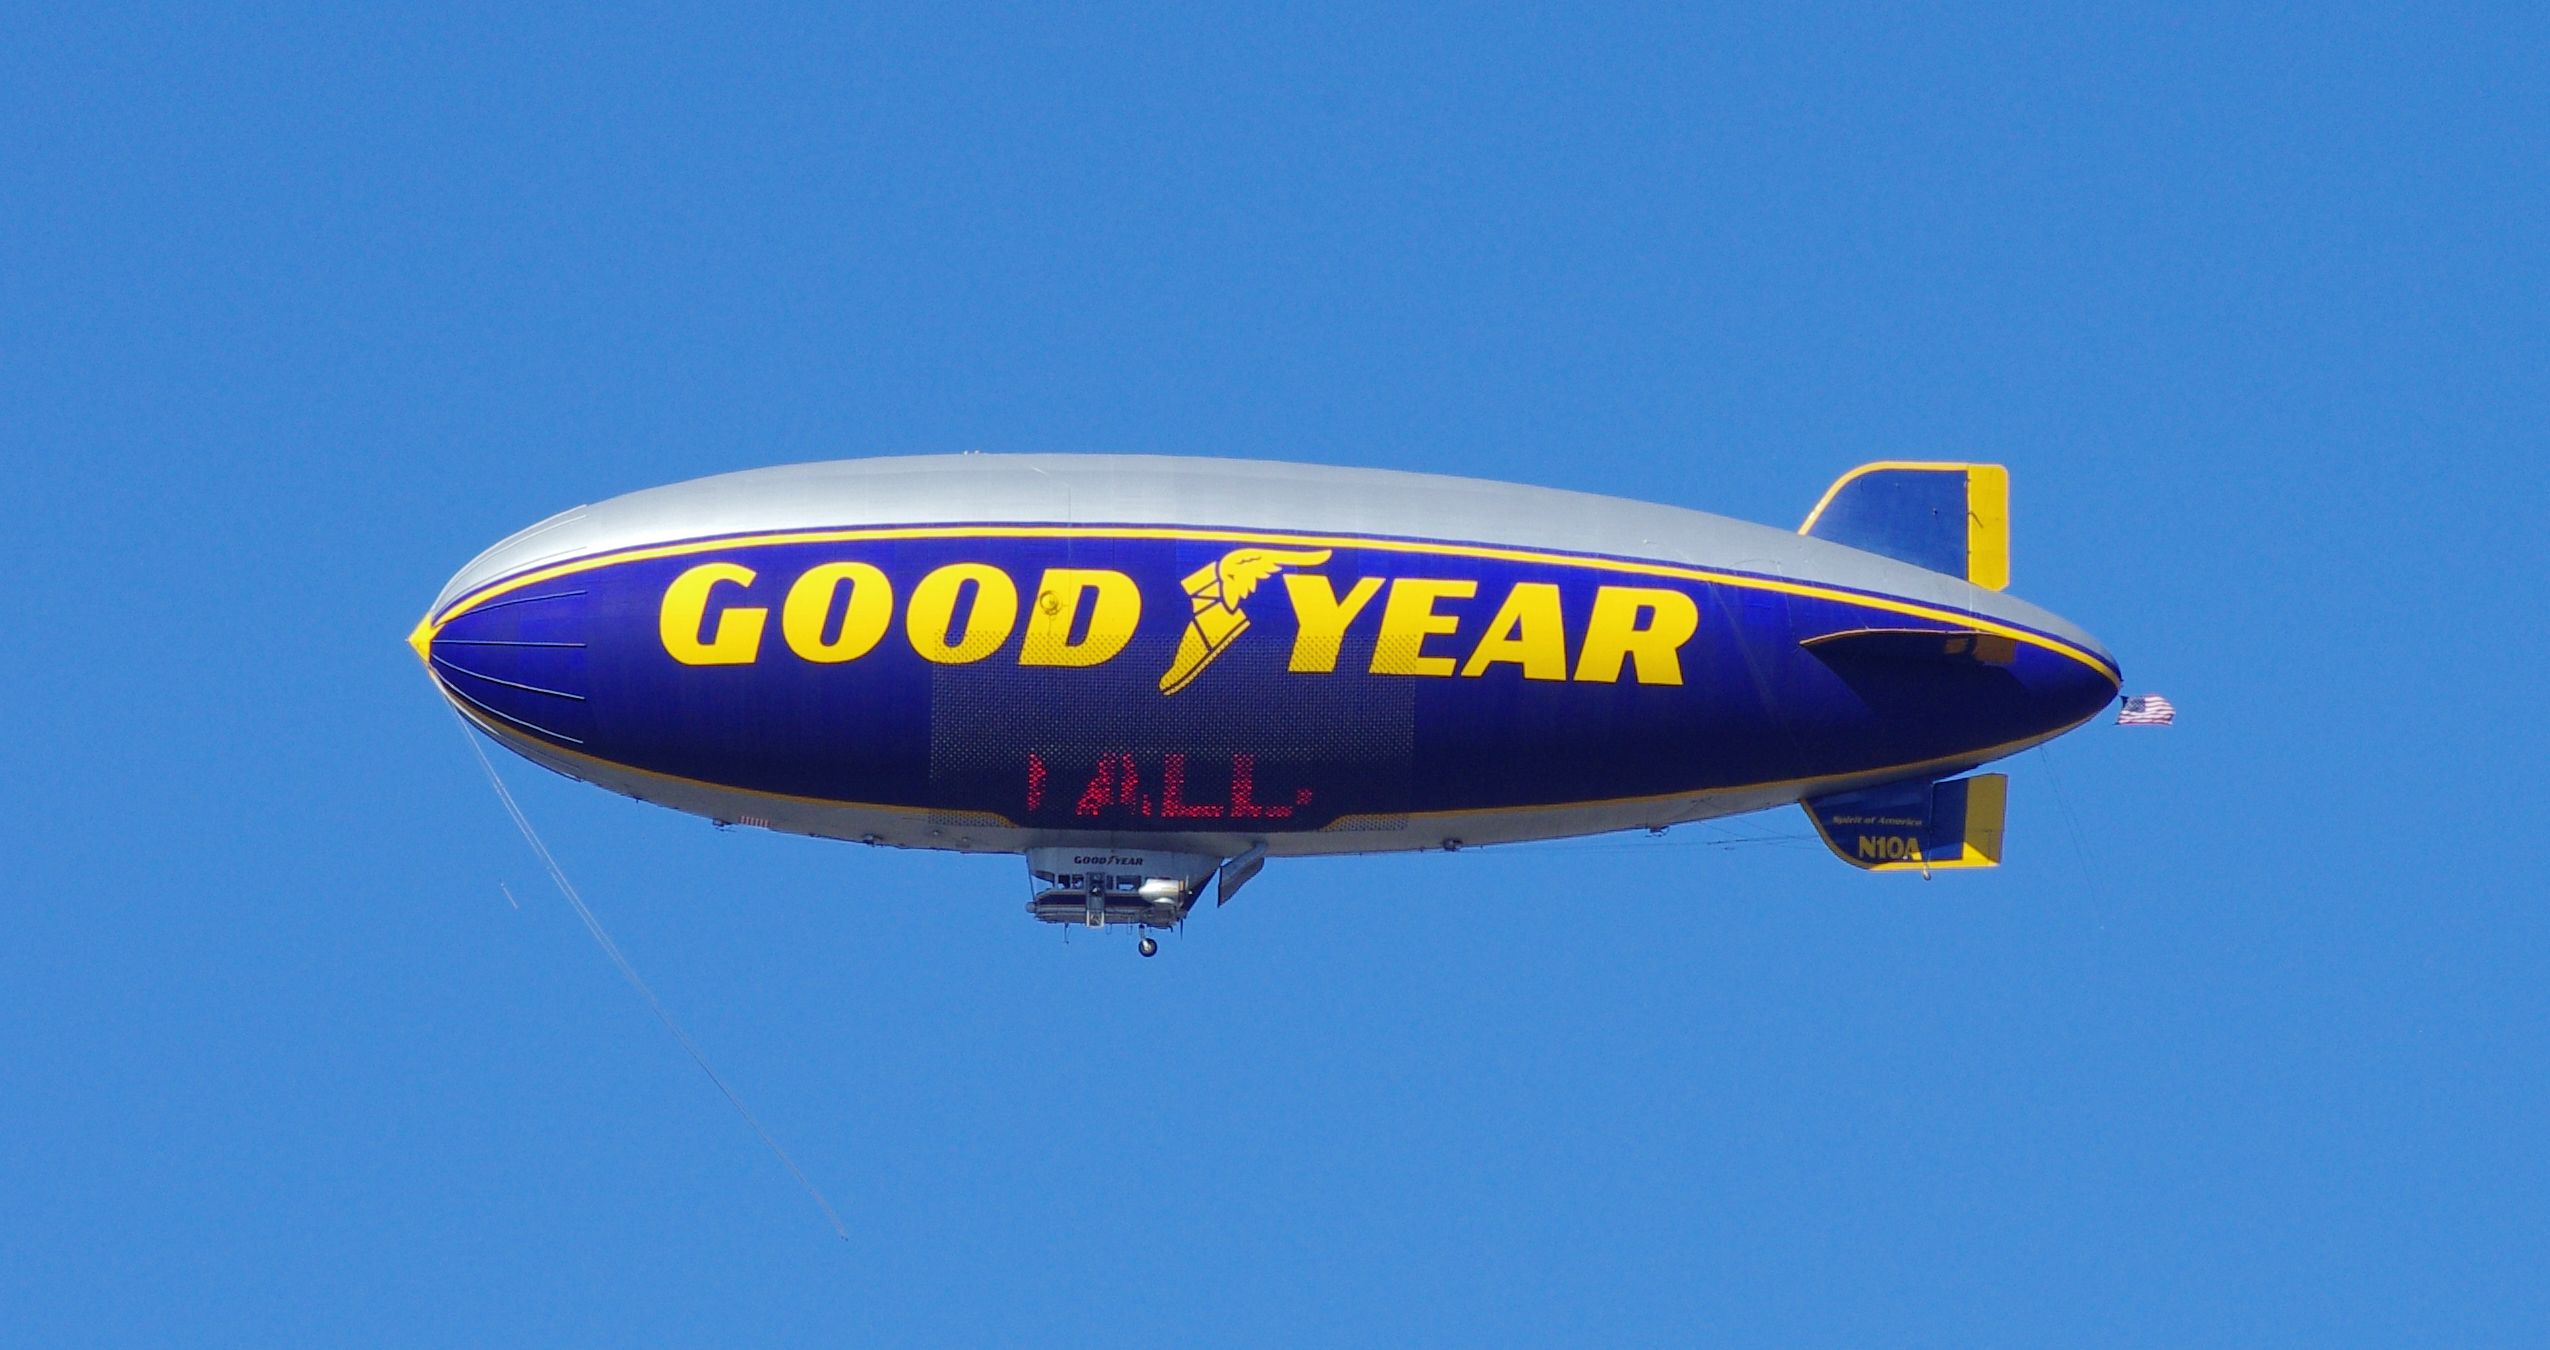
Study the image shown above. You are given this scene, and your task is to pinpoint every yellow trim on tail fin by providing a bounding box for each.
[1965,465,2010,591]
[1957,773,2007,866]
[1799,460,1977,535]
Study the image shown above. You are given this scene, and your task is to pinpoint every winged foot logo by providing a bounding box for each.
[1158,547,1332,694]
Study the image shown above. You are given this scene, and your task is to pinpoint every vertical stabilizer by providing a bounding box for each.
[1801,462,2010,590]
[1803,774,2008,871]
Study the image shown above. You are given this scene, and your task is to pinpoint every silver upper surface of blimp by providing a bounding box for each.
[432,453,2111,659]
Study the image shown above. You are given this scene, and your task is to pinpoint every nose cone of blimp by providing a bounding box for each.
[409,577,596,750]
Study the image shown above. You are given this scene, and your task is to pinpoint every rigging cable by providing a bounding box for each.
[454,712,849,1240]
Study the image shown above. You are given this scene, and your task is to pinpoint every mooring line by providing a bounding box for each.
[454,713,849,1239]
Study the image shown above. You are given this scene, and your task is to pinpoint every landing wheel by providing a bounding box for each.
[1138,936,1159,958]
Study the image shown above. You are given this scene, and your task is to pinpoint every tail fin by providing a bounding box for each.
[1801,462,2009,591]
[1803,773,2007,872]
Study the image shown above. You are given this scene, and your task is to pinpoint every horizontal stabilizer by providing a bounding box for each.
[1801,462,2010,590]
[1801,627,2018,667]
[1803,773,2007,872]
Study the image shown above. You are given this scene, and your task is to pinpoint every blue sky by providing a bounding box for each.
[4,3,2544,1343]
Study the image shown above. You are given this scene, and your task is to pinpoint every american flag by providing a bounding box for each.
[2116,694,2176,726]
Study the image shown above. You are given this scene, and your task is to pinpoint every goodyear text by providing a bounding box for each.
[657,551,1700,687]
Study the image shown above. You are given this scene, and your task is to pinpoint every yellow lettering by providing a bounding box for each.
[906,563,1019,663]
[1459,582,1569,680]
[1575,586,1700,684]
[1371,578,1477,676]
[780,562,893,663]
[1282,575,1385,672]
[1859,837,1881,859]
[658,562,765,665]
[1020,568,1141,667]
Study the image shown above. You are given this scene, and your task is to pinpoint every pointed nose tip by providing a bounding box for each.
[408,583,595,746]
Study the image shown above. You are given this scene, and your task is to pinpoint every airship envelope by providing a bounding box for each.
[413,456,2119,951]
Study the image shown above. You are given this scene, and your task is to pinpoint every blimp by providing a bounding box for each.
[412,456,2119,955]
